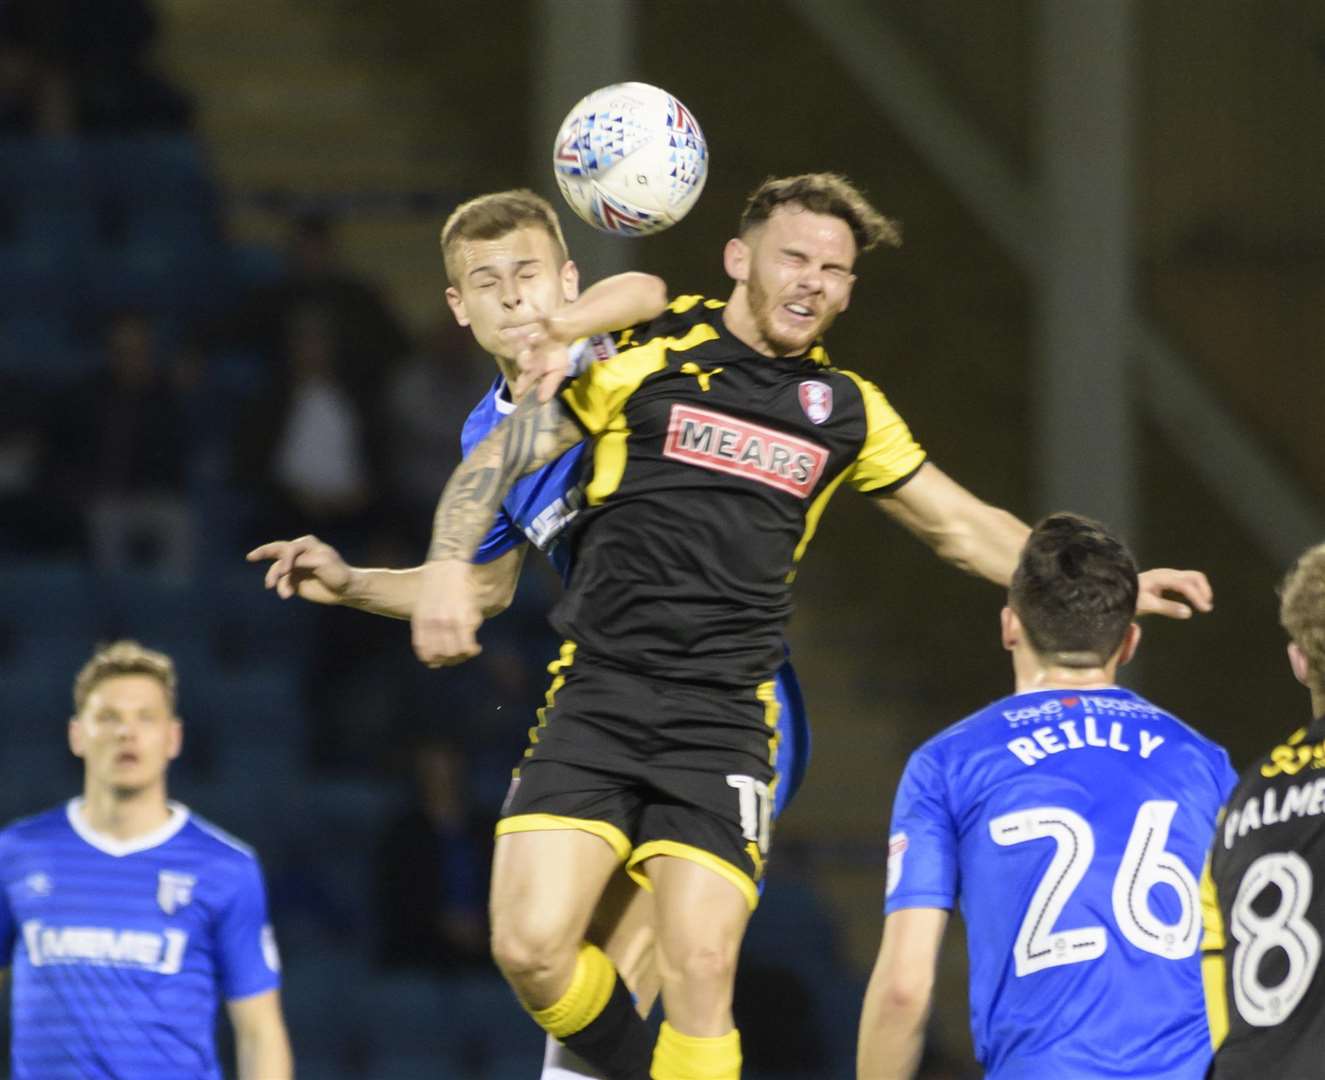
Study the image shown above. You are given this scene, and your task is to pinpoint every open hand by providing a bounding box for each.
[246,535,351,604]
[1136,568,1214,620]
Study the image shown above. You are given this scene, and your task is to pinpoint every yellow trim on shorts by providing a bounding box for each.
[626,840,759,911]
[520,640,577,763]
[756,679,780,767]
[496,814,632,863]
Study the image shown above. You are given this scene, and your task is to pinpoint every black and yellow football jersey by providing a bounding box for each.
[1202,716,1325,1079]
[552,294,925,687]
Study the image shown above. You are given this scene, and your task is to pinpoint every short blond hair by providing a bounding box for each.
[739,173,902,253]
[73,640,178,714]
[440,189,569,285]
[1280,542,1325,695]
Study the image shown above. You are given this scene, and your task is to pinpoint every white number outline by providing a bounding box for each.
[990,806,1105,975]
[726,774,772,854]
[1112,800,1201,958]
[1229,851,1321,1027]
[990,800,1201,977]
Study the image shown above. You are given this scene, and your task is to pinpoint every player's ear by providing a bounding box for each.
[724,237,750,284]
[1289,641,1312,688]
[167,716,183,761]
[68,716,85,759]
[1000,606,1020,651]
[1117,622,1141,667]
[560,259,580,303]
[445,286,470,328]
[839,274,857,313]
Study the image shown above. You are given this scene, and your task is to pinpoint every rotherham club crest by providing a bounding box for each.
[798,381,833,425]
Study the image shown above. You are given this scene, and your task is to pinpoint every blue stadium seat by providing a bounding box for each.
[366,1052,475,1080]
[205,569,319,673]
[227,243,285,294]
[0,138,98,250]
[84,239,225,321]
[93,572,208,650]
[437,972,543,1063]
[0,562,100,655]
[183,668,307,787]
[0,315,96,385]
[86,136,219,218]
[0,243,83,319]
[740,875,862,1075]
[349,971,453,1056]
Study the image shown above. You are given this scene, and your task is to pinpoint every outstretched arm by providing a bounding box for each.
[873,463,1028,586]
[413,395,583,666]
[246,536,526,620]
[873,463,1214,618]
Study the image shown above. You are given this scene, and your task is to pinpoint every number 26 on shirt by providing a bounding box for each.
[990,800,1202,977]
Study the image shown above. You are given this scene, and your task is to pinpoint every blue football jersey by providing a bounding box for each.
[459,336,810,812]
[886,687,1237,1080]
[0,801,281,1080]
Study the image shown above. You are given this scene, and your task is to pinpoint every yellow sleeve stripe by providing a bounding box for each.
[559,338,672,435]
[1199,852,1230,1049]
[1200,852,1225,952]
[667,294,705,313]
[838,370,926,493]
[560,322,720,436]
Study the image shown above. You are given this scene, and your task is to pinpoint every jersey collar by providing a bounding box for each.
[711,304,832,367]
[66,798,190,857]
[492,377,516,415]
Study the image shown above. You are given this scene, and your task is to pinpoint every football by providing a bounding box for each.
[552,81,708,236]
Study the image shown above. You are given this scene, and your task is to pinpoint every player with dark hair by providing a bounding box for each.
[857,513,1235,1079]
[0,641,292,1080]
[412,173,1215,1080]
[1201,541,1325,1078]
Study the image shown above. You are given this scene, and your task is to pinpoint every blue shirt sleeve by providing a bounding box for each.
[1215,746,1239,802]
[216,858,281,1001]
[472,506,525,565]
[0,837,14,965]
[884,746,959,914]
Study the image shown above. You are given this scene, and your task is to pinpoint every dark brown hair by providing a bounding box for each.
[1009,513,1139,667]
[739,173,902,253]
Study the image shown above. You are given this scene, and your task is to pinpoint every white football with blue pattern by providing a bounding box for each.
[553,82,708,237]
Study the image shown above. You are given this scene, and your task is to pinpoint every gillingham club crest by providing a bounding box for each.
[157,870,196,914]
[798,380,833,425]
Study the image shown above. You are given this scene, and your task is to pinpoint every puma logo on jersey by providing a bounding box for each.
[663,404,828,497]
[680,361,723,391]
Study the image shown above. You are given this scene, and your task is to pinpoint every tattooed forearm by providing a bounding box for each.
[428,396,582,562]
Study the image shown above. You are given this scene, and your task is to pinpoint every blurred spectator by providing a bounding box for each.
[47,310,195,575]
[0,33,74,134]
[216,211,408,398]
[382,315,493,536]
[373,738,494,973]
[0,0,192,135]
[0,375,81,556]
[236,303,384,549]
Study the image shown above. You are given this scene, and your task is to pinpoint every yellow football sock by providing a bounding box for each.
[650,1021,742,1079]
[528,942,616,1040]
